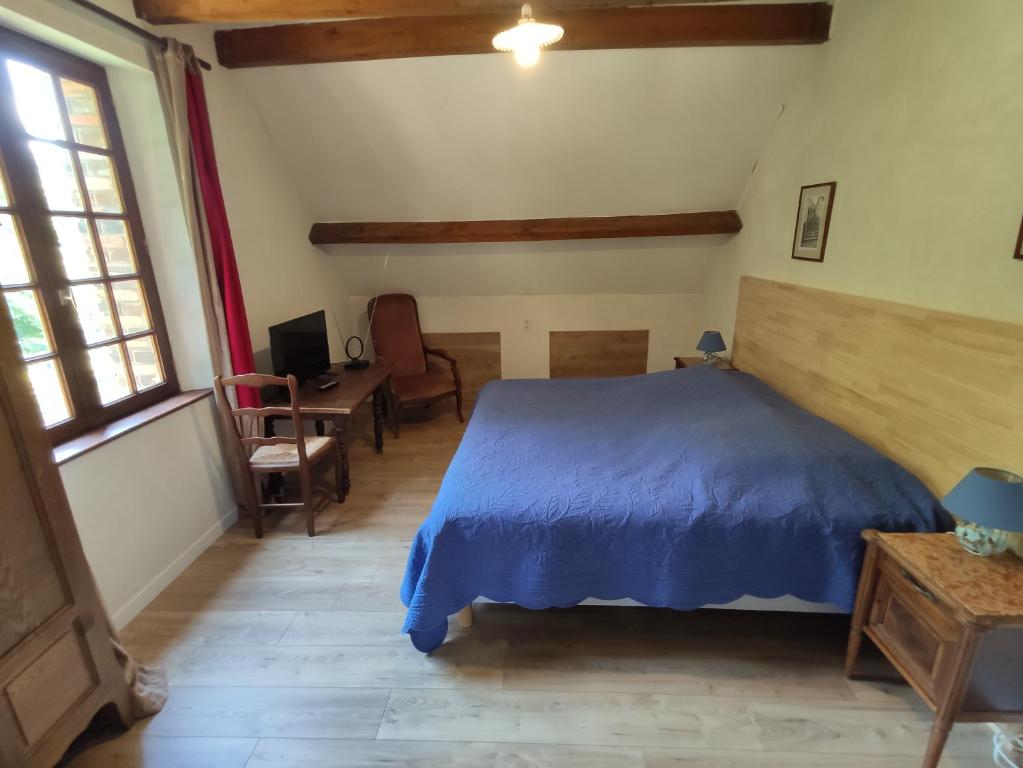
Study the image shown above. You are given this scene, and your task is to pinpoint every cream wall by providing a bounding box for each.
[703,0,1023,340]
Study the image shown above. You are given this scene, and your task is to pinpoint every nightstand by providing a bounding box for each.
[846,530,1023,768]
[674,356,734,370]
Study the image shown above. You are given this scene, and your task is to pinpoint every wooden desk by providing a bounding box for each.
[265,362,393,499]
[846,531,1023,768]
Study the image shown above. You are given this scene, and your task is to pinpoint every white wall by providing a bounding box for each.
[232,31,813,368]
[0,0,241,625]
[0,0,356,625]
[334,236,722,374]
[326,236,722,297]
[157,24,355,366]
[352,292,703,379]
[703,0,1023,341]
[58,400,233,627]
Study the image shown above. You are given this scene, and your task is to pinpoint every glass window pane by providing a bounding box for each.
[78,151,122,214]
[3,289,52,358]
[29,142,84,212]
[112,278,150,334]
[51,216,101,280]
[26,359,72,426]
[1,214,31,286]
[97,219,135,275]
[6,60,66,141]
[88,343,132,404]
[126,334,163,391]
[70,283,116,343]
[60,78,108,149]
[0,172,9,207]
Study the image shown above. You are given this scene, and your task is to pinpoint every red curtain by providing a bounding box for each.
[185,68,259,407]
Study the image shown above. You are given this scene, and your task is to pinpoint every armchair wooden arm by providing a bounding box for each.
[424,346,462,389]
[367,294,464,434]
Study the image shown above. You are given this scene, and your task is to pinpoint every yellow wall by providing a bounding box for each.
[703,0,1023,340]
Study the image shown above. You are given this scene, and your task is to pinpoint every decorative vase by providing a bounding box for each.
[955,521,1009,556]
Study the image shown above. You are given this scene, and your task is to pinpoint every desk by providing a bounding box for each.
[265,362,393,499]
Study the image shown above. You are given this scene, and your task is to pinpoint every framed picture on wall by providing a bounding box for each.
[1015,214,1023,260]
[791,181,837,262]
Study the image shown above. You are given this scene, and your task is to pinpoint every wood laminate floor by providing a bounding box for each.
[67,402,994,767]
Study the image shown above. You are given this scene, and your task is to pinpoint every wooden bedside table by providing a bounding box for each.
[846,530,1023,768]
[674,356,734,370]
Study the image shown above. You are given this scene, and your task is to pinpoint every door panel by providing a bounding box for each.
[0,406,67,657]
[0,217,129,766]
[6,630,95,747]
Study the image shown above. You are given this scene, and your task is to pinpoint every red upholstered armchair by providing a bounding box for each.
[367,294,463,436]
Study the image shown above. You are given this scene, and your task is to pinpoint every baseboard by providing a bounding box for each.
[110,504,239,629]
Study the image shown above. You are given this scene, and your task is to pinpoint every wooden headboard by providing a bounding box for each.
[733,277,1023,502]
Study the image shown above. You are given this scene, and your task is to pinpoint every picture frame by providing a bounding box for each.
[791,181,836,262]
[1015,214,1022,260]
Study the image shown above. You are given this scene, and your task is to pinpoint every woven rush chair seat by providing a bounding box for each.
[214,373,343,538]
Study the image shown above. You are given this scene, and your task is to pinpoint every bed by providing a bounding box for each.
[399,364,949,652]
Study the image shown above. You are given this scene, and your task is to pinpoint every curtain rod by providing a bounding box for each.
[66,0,213,71]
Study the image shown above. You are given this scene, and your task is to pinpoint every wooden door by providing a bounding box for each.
[0,285,130,765]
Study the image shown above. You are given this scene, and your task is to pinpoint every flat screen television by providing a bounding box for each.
[269,310,331,383]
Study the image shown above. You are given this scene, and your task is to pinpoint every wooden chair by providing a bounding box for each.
[214,373,343,538]
[367,293,463,436]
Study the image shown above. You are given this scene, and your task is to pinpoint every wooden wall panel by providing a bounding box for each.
[549,330,649,379]
[422,332,501,404]
[733,277,1023,500]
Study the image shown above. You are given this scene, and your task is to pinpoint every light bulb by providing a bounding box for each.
[493,3,563,66]
[514,45,541,67]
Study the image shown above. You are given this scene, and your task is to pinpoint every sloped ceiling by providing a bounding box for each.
[235,46,809,221]
[216,39,815,296]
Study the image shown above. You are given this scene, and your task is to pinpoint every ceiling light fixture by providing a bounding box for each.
[492,3,564,68]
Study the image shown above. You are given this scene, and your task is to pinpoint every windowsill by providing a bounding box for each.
[53,389,213,466]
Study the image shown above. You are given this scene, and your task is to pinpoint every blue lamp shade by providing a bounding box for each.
[942,468,1023,532]
[696,331,727,354]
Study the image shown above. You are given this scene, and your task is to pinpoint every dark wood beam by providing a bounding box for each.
[308,211,742,244]
[135,0,731,25]
[215,3,832,68]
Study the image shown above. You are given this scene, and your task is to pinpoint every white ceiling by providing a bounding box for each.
[234,45,811,222]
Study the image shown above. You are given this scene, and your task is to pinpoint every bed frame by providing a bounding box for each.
[733,276,1023,555]
[462,277,1023,627]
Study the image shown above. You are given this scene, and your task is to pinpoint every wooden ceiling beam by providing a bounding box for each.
[134,0,729,25]
[215,3,832,68]
[308,211,742,245]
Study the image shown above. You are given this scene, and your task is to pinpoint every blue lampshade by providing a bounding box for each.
[942,468,1023,532]
[696,331,727,354]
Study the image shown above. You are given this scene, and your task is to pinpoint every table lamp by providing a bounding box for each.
[942,467,1023,556]
[696,331,727,365]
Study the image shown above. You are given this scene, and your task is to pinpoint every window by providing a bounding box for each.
[0,29,177,443]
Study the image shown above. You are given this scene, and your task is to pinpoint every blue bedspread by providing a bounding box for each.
[400,367,947,649]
